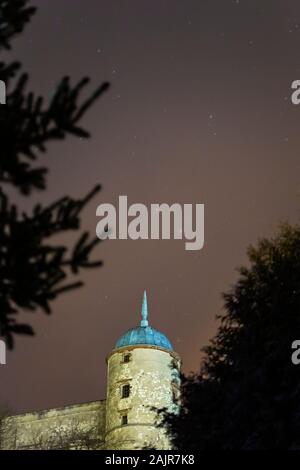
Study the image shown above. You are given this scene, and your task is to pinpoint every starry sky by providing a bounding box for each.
[1,0,300,413]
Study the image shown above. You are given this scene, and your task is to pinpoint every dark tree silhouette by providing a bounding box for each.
[0,0,110,348]
[165,223,300,450]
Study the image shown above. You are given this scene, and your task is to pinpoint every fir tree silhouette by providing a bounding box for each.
[0,0,110,348]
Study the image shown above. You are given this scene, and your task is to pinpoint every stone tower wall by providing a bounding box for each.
[105,345,180,450]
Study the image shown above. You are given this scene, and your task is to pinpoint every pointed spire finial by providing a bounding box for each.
[141,290,149,327]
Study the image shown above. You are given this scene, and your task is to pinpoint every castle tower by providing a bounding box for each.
[105,291,181,450]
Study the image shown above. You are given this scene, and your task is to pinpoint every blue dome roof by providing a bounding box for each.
[115,291,173,352]
[115,325,173,351]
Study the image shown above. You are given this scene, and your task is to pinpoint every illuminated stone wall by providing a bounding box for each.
[105,345,180,450]
[0,400,106,450]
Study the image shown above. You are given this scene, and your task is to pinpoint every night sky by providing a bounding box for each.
[1,0,300,413]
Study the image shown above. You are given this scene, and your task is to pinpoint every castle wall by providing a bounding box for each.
[0,400,106,450]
